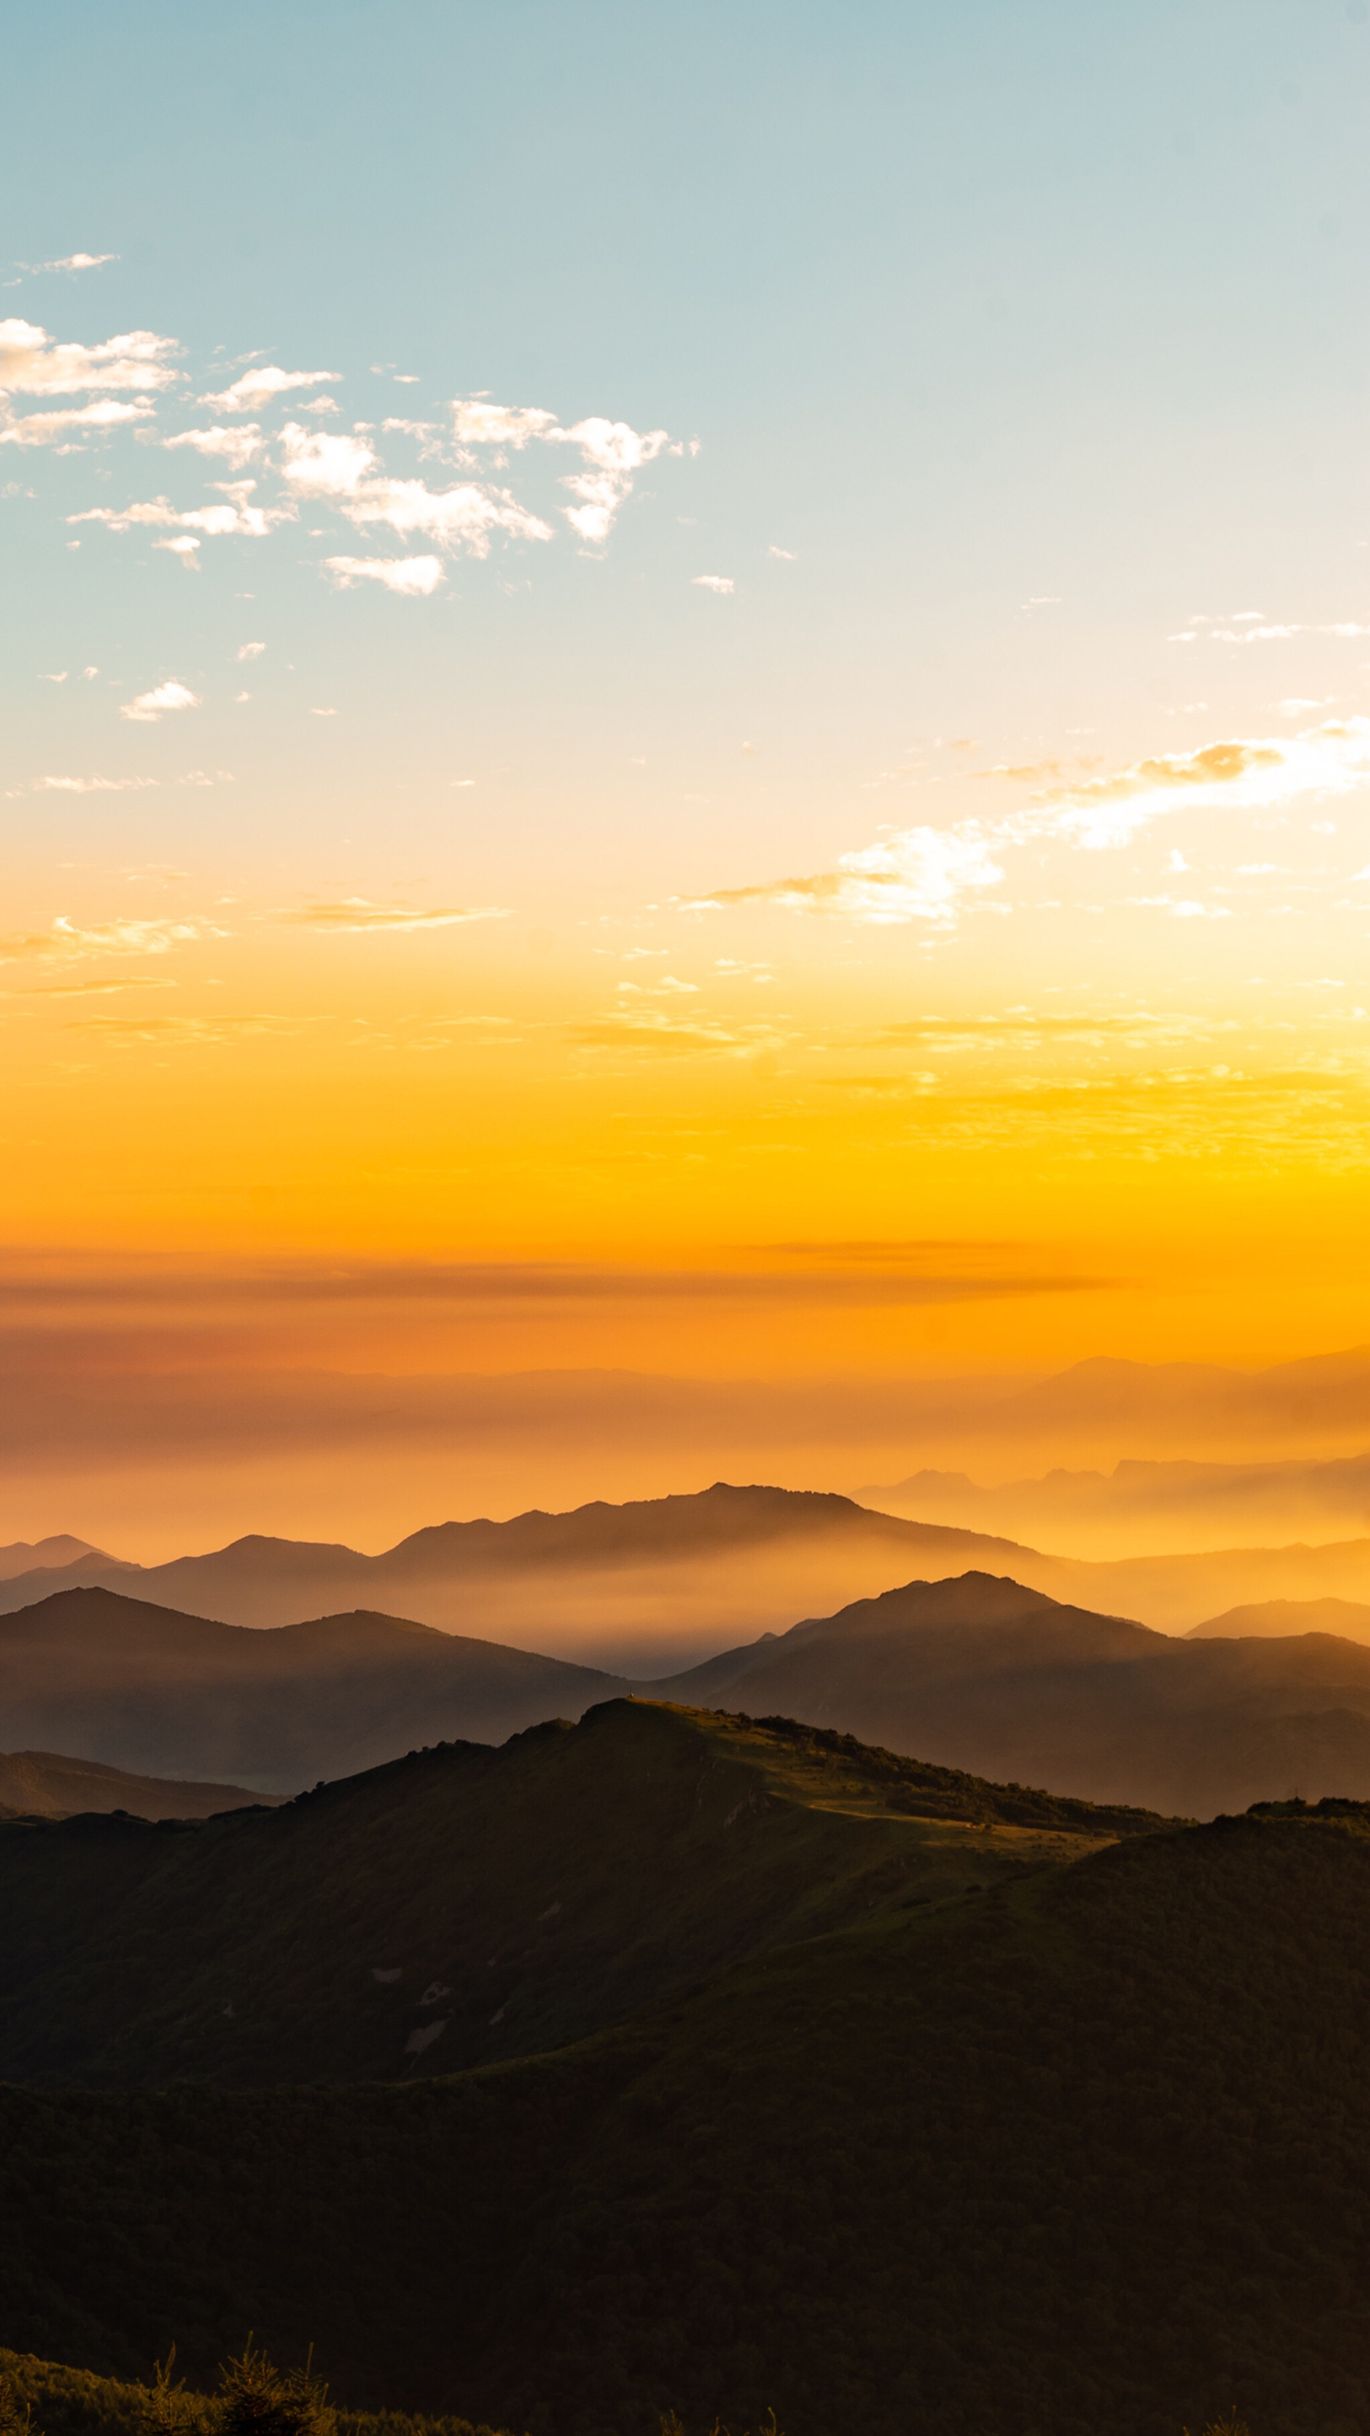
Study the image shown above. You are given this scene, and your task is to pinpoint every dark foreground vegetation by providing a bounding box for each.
[0,2351,1253,2436]
[0,2349,791,2436]
[4,1772,1370,2434]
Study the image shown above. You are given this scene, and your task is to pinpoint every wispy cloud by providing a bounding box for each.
[684,717,1370,928]
[1170,611,1370,645]
[1052,722,1370,846]
[119,679,200,723]
[12,976,177,999]
[0,914,222,965]
[324,552,447,596]
[571,1009,785,1056]
[70,479,294,542]
[685,825,1005,927]
[23,253,119,275]
[285,898,507,932]
[31,773,159,794]
[199,364,341,413]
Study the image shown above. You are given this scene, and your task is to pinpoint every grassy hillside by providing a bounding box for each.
[0,1802,1367,2436]
[0,2346,512,2436]
[658,1569,1370,1812]
[0,1750,275,1823]
[0,1590,625,1790]
[0,1700,1153,2086]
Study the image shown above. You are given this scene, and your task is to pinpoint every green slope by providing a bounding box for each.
[3,1797,1370,2435]
[0,1699,1150,2086]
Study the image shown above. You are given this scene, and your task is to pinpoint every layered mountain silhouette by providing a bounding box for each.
[1024,1532,1370,1627]
[655,1570,1370,1813]
[0,1484,1026,1670]
[869,1446,1370,1556]
[0,1698,1155,2087]
[0,1748,275,1822]
[5,1761,1370,2436]
[0,1588,625,1790]
[0,1534,97,1583]
[8,1482,1370,1652]
[16,1566,1370,1815]
[1189,1595,1370,1642]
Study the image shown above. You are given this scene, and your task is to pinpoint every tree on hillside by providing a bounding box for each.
[215,2341,334,2436]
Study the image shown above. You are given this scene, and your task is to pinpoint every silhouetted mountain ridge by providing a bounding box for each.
[0,1587,625,1790]
[0,1696,1156,2087]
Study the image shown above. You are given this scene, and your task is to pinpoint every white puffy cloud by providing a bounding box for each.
[163,423,265,468]
[0,318,178,395]
[199,364,342,414]
[278,421,551,556]
[555,417,679,543]
[235,641,266,661]
[325,553,447,596]
[451,399,558,451]
[0,397,153,448]
[275,422,379,496]
[119,680,201,724]
[347,479,551,552]
[692,574,735,595]
[448,398,690,545]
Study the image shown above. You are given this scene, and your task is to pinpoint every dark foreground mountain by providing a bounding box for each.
[2,1793,1369,2436]
[655,1570,1370,1813]
[0,1699,1151,2086]
[0,1589,624,1790]
[0,1484,1026,1670]
[0,1749,275,1822]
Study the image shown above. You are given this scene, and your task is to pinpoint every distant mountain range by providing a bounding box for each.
[0,1749,275,1822]
[15,1564,1370,1813]
[653,1570,1370,1814]
[1189,1595,1370,1642]
[9,1479,1370,1655]
[0,1484,1025,1670]
[0,1535,98,1583]
[0,1588,624,1791]
[868,1447,1370,1556]
[0,1698,1154,2088]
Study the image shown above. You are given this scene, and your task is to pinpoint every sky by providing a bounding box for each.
[5,0,1370,1550]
